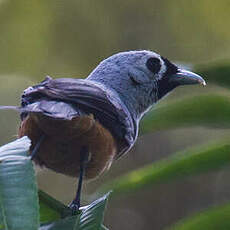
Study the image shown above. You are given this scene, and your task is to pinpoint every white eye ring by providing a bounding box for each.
[157,57,167,80]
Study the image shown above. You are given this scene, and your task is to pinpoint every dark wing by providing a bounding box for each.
[21,76,138,158]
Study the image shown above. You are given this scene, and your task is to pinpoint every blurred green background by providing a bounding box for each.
[0,0,230,229]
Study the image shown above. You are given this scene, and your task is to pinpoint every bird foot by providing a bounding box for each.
[68,200,80,215]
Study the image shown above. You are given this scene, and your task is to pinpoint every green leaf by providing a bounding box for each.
[40,192,111,230]
[168,203,230,230]
[101,225,109,230]
[140,94,230,134]
[40,216,79,230]
[0,136,39,230]
[39,190,66,223]
[40,217,109,230]
[103,141,230,196]
[75,192,110,230]
[0,205,5,230]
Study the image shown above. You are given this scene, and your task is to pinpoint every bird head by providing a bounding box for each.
[87,50,206,119]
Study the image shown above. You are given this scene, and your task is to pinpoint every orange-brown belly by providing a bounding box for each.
[18,113,117,179]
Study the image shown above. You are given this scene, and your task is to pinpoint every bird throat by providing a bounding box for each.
[157,78,179,100]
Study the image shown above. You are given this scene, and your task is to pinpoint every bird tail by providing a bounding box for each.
[0,105,20,111]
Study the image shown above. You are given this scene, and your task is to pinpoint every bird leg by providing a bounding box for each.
[31,134,46,160]
[68,146,89,214]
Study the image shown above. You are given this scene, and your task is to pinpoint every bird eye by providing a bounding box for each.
[146,57,161,74]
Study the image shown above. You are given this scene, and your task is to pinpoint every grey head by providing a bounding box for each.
[87,50,205,120]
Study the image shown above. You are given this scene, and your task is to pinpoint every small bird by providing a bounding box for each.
[0,50,206,212]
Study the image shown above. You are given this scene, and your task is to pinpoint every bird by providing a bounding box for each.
[0,50,206,213]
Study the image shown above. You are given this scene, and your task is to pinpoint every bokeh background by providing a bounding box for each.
[0,1,230,229]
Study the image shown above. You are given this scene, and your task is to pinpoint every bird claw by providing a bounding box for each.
[68,201,80,215]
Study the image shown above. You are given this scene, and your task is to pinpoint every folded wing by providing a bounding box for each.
[21,76,137,158]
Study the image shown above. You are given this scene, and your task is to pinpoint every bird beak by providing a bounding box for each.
[169,69,206,86]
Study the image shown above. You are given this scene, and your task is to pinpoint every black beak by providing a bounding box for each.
[169,69,206,86]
